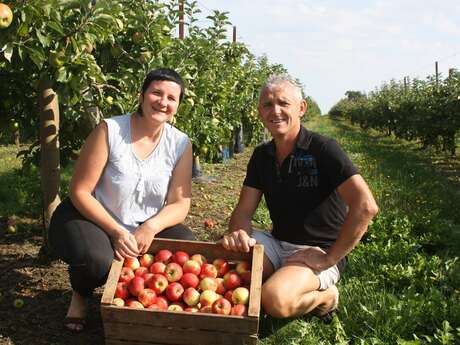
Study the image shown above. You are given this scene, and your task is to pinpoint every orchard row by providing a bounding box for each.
[329,71,460,155]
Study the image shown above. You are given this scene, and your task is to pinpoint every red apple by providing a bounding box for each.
[124,257,140,271]
[134,266,149,277]
[148,296,169,310]
[183,259,201,276]
[199,290,218,307]
[112,297,125,307]
[183,287,200,307]
[215,278,226,295]
[236,261,251,275]
[119,267,135,283]
[126,299,144,308]
[199,277,218,292]
[138,288,156,307]
[231,304,247,316]
[212,297,232,315]
[155,249,173,264]
[200,263,218,279]
[142,273,154,286]
[115,282,130,300]
[199,305,213,313]
[168,303,184,312]
[139,253,154,268]
[128,276,145,297]
[232,287,249,305]
[180,273,200,289]
[146,273,169,294]
[184,307,199,313]
[213,258,229,277]
[223,271,242,290]
[203,218,215,229]
[224,290,233,303]
[190,253,207,266]
[149,262,166,274]
[172,251,190,266]
[240,270,252,286]
[164,262,183,282]
[165,282,184,302]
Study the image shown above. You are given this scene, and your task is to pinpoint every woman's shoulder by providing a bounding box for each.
[164,123,189,141]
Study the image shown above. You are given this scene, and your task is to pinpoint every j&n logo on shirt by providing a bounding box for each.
[289,153,319,188]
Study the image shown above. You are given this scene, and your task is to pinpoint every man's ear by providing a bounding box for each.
[299,99,308,117]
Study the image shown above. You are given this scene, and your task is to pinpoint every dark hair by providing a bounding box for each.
[137,68,185,116]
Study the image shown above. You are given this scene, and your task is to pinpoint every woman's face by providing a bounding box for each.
[139,80,181,124]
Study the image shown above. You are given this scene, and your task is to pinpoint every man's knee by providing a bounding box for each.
[261,284,297,318]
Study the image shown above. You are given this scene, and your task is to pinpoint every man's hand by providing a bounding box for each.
[133,223,157,255]
[221,229,256,252]
[284,247,335,272]
[111,230,140,261]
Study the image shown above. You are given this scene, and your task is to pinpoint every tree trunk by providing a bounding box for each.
[38,77,61,255]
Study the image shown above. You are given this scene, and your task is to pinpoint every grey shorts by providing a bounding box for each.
[252,230,340,290]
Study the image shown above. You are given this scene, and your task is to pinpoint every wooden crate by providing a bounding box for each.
[101,238,264,345]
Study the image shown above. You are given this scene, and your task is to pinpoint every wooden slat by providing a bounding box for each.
[101,306,258,334]
[104,321,257,345]
[101,259,124,305]
[147,238,253,262]
[248,244,263,318]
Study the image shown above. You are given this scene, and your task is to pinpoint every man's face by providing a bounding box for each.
[258,82,307,139]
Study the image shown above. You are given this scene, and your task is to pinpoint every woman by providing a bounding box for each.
[49,68,194,332]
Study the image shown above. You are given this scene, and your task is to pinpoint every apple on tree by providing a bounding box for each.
[0,3,13,29]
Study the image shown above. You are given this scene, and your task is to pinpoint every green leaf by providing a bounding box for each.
[35,30,51,48]
[2,43,13,63]
[25,46,46,69]
[47,21,65,36]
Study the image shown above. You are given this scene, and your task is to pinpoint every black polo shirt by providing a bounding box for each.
[244,125,358,248]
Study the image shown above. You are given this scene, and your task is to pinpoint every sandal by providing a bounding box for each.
[63,316,86,333]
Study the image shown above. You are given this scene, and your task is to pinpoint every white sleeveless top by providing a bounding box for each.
[94,114,190,233]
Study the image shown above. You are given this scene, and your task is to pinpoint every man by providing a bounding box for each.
[221,74,378,320]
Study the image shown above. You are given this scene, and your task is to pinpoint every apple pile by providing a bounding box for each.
[113,249,252,316]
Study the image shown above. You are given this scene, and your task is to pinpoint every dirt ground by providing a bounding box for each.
[0,151,250,345]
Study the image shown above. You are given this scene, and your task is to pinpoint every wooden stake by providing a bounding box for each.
[179,0,184,40]
[38,77,61,250]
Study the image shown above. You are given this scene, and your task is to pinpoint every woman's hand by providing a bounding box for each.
[111,230,140,260]
[133,223,157,255]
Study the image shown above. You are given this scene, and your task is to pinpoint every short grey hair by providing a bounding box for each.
[260,73,304,100]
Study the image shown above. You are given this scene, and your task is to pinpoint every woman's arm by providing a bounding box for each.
[70,122,139,259]
[134,141,193,253]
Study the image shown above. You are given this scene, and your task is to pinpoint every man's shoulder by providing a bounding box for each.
[300,127,338,151]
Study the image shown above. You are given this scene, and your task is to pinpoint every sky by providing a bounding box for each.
[187,0,460,113]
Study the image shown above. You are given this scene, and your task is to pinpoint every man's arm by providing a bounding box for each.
[327,174,379,264]
[286,174,378,271]
[221,186,263,252]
